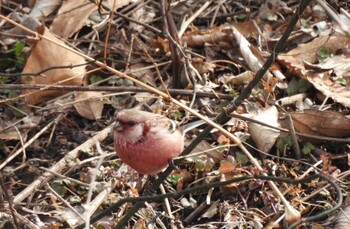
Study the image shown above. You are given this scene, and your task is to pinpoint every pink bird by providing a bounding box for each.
[113,109,184,174]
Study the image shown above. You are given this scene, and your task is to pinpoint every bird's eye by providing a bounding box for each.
[128,121,136,126]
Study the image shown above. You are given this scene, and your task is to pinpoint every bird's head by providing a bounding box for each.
[114,109,152,143]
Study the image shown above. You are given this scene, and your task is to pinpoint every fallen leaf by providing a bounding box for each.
[289,109,350,138]
[73,92,103,120]
[51,0,98,39]
[21,26,86,105]
[249,106,281,153]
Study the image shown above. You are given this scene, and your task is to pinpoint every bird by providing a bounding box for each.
[113,109,185,174]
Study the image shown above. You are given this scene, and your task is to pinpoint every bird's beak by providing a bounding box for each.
[114,121,124,131]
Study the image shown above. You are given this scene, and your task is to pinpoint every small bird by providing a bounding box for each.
[113,109,184,174]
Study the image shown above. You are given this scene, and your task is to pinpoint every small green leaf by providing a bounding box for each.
[90,75,103,84]
[317,47,331,62]
[335,77,346,86]
[69,195,81,204]
[167,174,180,185]
[51,181,67,196]
[169,109,182,120]
[236,152,248,165]
[276,136,292,152]
[302,142,315,155]
[233,14,247,20]
[297,79,312,92]
[286,79,298,95]
[13,42,24,57]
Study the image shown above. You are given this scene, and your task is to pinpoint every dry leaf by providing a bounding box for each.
[200,200,219,219]
[249,106,281,153]
[129,6,155,33]
[0,116,41,140]
[277,33,350,107]
[105,0,133,11]
[128,63,156,87]
[289,109,350,138]
[185,139,225,163]
[231,26,273,82]
[21,26,86,105]
[29,0,62,19]
[51,0,98,39]
[73,92,103,120]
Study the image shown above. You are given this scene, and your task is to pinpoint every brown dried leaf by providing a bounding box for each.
[21,26,86,105]
[277,33,350,107]
[290,109,350,138]
[73,92,103,120]
[185,139,225,163]
[277,33,350,77]
[181,25,233,49]
[51,0,97,39]
[0,116,41,140]
[128,63,156,87]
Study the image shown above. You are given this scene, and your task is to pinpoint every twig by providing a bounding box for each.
[0,114,64,171]
[12,124,113,205]
[0,84,233,100]
[39,167,90,187]
[83,142,106,229]
[162,0,183,88]
[0,177,20,229]
[46,183,86,224]
[286,114,301,159]
[80,173,342,228]
[178,1,212,37]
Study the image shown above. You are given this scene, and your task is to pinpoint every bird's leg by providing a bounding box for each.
[143,175,158,196]
[168,159,177,171]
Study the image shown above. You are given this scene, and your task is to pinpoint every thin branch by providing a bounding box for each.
[0,84,233,100]
[79,173,342,229]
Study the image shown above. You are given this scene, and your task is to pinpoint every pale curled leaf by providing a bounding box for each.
[51,0,98,39]
[74,92,103,120]
[249,106,281,153]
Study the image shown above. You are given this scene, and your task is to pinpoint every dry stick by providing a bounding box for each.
[81,180,115,227]
[178,0,211,37]
[0,66,98,104]
[83,142,108,229]
[46,183,86,224]
[0,84,232,100]
[162,0,183,89]
[0,177,20,229]
[12,124,113,205]
[1,0,308,224]
[286,114,301,159]
[103,0,115,64]
[39,167,90,187]
[83,174,341,229]
[209,0,224,28]
[13,126,27,163]
[0,114,64,171]
[133,35,171,97]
